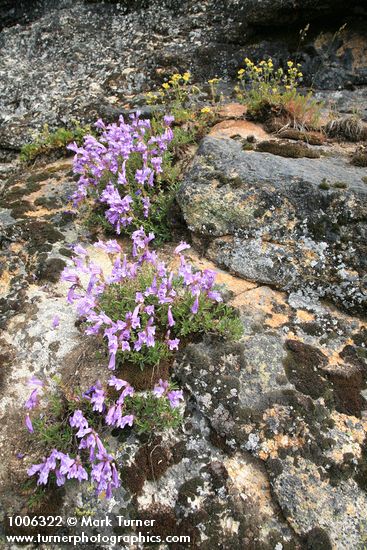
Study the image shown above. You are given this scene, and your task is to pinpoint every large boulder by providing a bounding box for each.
[177,135,367,313]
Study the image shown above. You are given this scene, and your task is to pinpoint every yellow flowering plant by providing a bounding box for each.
[236,57,302,105]
[235,57,322,129]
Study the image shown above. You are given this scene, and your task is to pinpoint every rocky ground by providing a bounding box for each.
[0,114,366,548]
[0,1,367,549]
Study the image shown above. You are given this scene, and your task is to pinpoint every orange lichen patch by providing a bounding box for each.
[224,454,275,516]
[0,270,12,296]
[218,103,247,119]
[258,434,306,461]
[336,34,367,71]
[323,343,356,368]
[331,411,367,445]
[8,243,23,254]
[265,313,289,328]
[325,411,367,464]
[209,119,270,141]
[296,310,315,323]
[24,207,63,218]
[232,285,287,312]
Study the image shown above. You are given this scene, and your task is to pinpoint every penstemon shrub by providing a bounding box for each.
[68,113,175,239]
[24,375,183,500]
[61,230,243,372]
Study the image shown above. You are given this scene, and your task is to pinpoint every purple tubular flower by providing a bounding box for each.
[94,239,122,254]
[207,290,222,302]
[52,315,60,329]
[163,115,174,126]
[59,454,88,482]
[79,430,106,461]
[25,414,34,433]
[27,376,44,388]
[27,450,61,485]
[191,294,199,314]
[167,390,184,408]
[91,450,120,497]
[118,414,134,429]
[142,196,150,218]
[174,241,191,254]
[90,387,106,412]
[167,338,180,351]
[24,389,39,410]
[69,410,88,429]
[153,379,169,398]
[167,306,175,327]
[108,376,130,391]
[73,244,88,257]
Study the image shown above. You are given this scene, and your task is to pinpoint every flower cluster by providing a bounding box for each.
[236,57,303,106]
[68,113,174,234]
[61,230,223,370]
[25,375,183,498]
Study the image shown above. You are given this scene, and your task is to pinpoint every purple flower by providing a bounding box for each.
[142,196,150,218]
[52,315,60,329]
[167,390,184,408]
[24,389,39,410]
[167,338,180,351]
[163,115,174,126]
[73,244,88,257]
[90,387,106,412]
[118,414,134,429]
[27,376,44,388]
[175,242,191,254]
[151,157,162,174]
[167,306,175,327]
[25,414,34,433]
[91,450,120,497]
[69,410,88,429]
[191,294,199,314]
[108,376,130,391]
[60,455,88,482]
[153,379,169,398]
[79,430,106,461]
[94,240,122,254]
[207,290,222,302]
[27,450,61,485]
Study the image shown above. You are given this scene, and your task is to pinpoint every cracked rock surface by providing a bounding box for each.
[177,135,367,313]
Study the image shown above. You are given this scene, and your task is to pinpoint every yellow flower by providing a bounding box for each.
[201,106,211,114]
[259,60,266,66]
[285,85,291,89]
[244,57,253,66]
[182,72,191,82]
[287,61,294,67]
[237,68,245,76]
[162,83,170,90]
[272,87,278,93]
[170,73,181,83]
[208,77,220,84]
[267,61,273,68]
[297,72,303,77]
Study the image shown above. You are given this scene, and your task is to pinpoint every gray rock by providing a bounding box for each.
[177,136,367,312]
[272,457,367,549]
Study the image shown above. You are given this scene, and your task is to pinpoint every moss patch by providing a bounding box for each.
[277,128,325,145]
[283,339,328,399]
[256,140,320,159]
[350,145,367,167]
